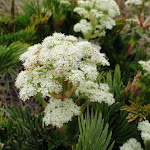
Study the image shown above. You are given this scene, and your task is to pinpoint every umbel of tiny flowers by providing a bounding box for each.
[138,120,150,150]
[119,138,143,150]
[73,0,120,40]
[139,60,150,74]
[15,33,115,128]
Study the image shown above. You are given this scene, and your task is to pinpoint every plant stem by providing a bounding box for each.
[63,83,80,98]
[81,101,89,111]
[34,94,47,108]
[11,0,15,32]
[75,96,82,104]
[140,0,145,28]
[145,141,150,150]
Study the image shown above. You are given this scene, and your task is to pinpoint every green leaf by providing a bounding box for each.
[106,64,124,102]
[1,106,63,149]
[74,108,114,150]
[0,42,28,91]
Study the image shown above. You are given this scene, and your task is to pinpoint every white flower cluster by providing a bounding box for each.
[16,33,110,100]
[125,0,142,6]
[16,33,114,127]
[15,67,62,100]
[75,82,115,106]
[74,0,120,38]
[43,98,81,128]
[120,138,143,150]
[139,60,150,74]
[138,120,150,142]
[74,19,93,36]
[126,18,139,24]
[59,0,71,7]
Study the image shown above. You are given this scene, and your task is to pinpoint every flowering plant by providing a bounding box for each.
[139,60,150,74]
[15,33,114,127]
[138,120,150,143]
[119,138,143,150]
[138,120,150,150]
[73,0,120,40]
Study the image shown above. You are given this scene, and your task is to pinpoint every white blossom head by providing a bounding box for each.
[73,0,120,38]
[74,19,93,38]
[120,138,143,150]
[139,60,150,74]
[138,120,150,142]
[75,81,115,106]
[43,98,81,127]
[16,33,115,128]
[16,33,110,101]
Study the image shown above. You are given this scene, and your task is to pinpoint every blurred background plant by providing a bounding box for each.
[121,0,150,56]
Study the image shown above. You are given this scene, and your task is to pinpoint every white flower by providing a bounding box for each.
[64,35,78,43]
[126,18,139,24]
[66,70,85,85]
[75,81,115,106]
[138,120,150,142]
[94,0,120,17]
[100,16,116,30]
[20,44,42,69]
[43,98,81,127]
[74,19,93,36]
[90,9,104,19]
[73,0,120,38]
[139,60,150,74]
[60,0,71,7]
[75,41,110,65]
[80,65,98,81]
[20,44,41,62]
[15,67,62,100]
[15,71,31,89]
[19,84,37,101]
[77,1,93,9]
[16,33,114,128]
[125,0,142,5]
[16,33,112,105]
[120,138,143,150]
[90,40,102,50]
[74,7,89,18]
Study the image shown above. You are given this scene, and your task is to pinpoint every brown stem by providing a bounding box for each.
[140,0,145,28]
[51,92,64,99]
[143,24,150,30]
[11,0,15,21]
[63,83,80,98]
[10,0,15,32]
[66,80,70,91]
[81,101,89,110]
[51,83,80,99]
[34,93,48,108]
[75,96,82,104]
